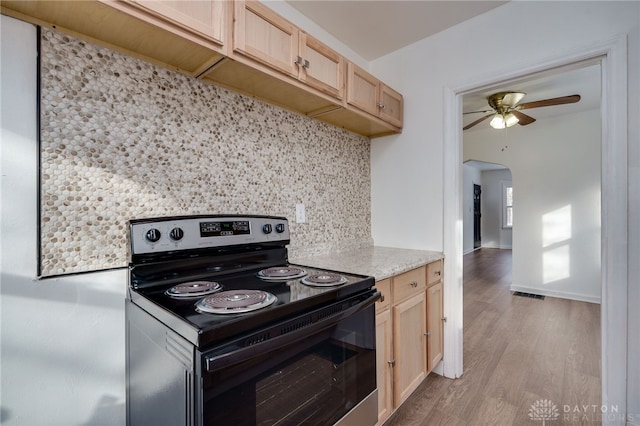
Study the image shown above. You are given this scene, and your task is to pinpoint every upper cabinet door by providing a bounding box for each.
[346,62,403,128]
[379,83,403,128]
[233,0,299,78]
[298,33,344,100]
[128,0,226,47]
[346,62,380,116]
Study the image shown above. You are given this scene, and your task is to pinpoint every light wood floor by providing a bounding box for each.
[384,248,601,425]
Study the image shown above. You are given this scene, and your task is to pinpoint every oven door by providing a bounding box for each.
[199,290,380,426]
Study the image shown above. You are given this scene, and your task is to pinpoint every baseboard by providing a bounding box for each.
[464,246,511,254]
[480,244,512,250]
[510,284,601,304]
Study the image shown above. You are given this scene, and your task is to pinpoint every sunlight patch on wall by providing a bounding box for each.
[543,205,572,247]
[542,205,572,284]
[543,245,570,283]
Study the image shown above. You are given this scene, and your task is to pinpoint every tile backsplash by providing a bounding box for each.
[39,29,371,276]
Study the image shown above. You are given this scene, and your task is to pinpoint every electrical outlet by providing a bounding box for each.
[295,204,306,223]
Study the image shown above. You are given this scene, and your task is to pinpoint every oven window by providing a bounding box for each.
[201,306,376,425]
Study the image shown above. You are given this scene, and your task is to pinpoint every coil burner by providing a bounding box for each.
[165,281,223,298]
[301,273,348,288]
[195,290,277,314]
[257,266,307,280]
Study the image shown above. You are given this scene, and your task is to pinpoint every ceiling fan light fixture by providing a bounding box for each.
[490,113,506,129]
[489,112,519,129]
[504,112,519,127]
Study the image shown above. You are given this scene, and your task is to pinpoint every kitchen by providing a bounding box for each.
[1,1,639,425]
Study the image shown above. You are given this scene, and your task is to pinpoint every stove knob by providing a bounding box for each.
[262,224,273,234]
[169,227,184,241]
[145,228,161,243]
[275,223,285,233]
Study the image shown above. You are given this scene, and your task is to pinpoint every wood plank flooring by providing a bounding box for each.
[384,248,601,425]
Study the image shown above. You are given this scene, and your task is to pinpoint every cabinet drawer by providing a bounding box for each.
[427,260,443,286]
[375,278,391,312]
[392,266,426,303]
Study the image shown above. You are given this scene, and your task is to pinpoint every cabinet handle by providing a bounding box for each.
[410,281,418,288]
[388,360,395,367]
[442,317,447,322]
[379,294,385,302]
[425,332,431,337]
[377,102,386,110]
[435,270,441,276]
[294,57,310,69]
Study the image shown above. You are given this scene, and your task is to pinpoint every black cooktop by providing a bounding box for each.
[129,262,374,348]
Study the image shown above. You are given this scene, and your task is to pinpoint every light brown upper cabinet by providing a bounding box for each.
[126,0,227,49]
[347,62,403,127]
[1,0,401,137]
[1,0,227,76]
[233,0,344,100]
[298,33,344,99]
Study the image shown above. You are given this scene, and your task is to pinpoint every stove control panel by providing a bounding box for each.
[129,215,290,255]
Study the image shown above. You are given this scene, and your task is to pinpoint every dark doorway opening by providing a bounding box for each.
[473,184,481,249]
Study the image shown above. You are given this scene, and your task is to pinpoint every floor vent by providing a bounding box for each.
[513,291,545,300]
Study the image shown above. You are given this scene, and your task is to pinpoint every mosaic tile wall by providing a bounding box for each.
[39,29,372,276]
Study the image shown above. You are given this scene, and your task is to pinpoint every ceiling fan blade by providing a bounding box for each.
[501,92,526,108]
[463,109,494,115]
[463,113,493,130]
[511,110,536,126]
[516,94,581,110]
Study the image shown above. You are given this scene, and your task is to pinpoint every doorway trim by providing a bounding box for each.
[442,34,628,418]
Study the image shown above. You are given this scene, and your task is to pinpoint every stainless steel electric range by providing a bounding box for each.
[126,215,379,426]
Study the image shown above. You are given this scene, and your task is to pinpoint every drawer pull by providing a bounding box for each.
[435,270,441,276]
[410,281,418,288]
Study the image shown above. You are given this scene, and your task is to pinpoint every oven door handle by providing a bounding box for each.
[205,291,380,373]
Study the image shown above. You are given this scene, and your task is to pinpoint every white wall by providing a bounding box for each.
[464,109,601,303]
[369,0,639,420]
[369,1,636,252]
[1,16,126,425]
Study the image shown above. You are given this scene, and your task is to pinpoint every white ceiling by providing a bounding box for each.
[285,0,508,61]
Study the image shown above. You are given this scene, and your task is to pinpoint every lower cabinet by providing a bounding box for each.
[375,260,444,425]
[393,291,427,405]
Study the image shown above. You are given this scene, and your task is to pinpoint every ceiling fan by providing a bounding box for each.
[463,92,581,130]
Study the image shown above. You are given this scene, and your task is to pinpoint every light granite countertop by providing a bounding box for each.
[290,246,443,281]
